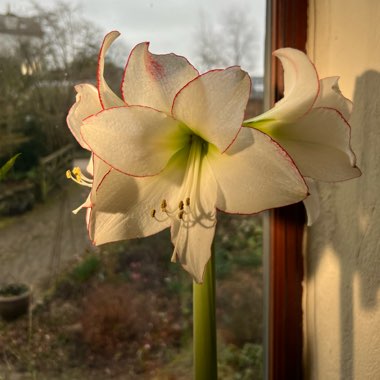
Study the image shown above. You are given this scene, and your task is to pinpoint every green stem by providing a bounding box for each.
[193,250,217,380]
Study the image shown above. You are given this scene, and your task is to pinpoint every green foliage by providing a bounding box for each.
[215,213,263,278]
[0,154,21,181]
[0,283,28,297]
[70,256,101,283]
[218,343,263,380]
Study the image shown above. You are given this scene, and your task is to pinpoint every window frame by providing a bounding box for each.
[265,0,308,379]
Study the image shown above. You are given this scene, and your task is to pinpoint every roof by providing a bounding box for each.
[0,12,43,38]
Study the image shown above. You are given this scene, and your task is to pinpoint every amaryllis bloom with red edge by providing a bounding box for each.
[243,48,361,224]
[67,31,309,283]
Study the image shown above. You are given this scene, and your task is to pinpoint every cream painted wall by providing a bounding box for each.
[305,1,380,379]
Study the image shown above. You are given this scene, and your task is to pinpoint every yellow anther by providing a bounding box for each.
[65,167,92,188]
[178,210,184,220]
[72,167,81,176]
[185,197,190,206]
[178,200,184,210]
[150,209,156,218]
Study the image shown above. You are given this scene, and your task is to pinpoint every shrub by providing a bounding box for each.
[80,284,157,355]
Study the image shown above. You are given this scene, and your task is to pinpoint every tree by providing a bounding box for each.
[0,1,126,172]
[194,7,260,74]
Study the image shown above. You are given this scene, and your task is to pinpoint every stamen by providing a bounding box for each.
[66,167,92,188]
[150,209,156,218]
[161,199,167,211]
[185,197,190,206]
[178,200,184,210]
[178,210,184,220]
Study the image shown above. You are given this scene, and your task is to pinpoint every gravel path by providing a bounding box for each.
[0,171,94,293]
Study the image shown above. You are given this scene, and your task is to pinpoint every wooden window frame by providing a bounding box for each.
[266,0,308,379]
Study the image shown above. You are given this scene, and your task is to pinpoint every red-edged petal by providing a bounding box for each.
[81,106,187,177]
[90,155,111,203]
[208,127,308,214]
[66,84,102,150]
[247,48,319,124]
[271,107,361,181]
[303,178,320,226]
[314,77,352,120]
[88,150,188,245]
[172,67,251,152]
[97,31,125,109]
[121,42,199,113]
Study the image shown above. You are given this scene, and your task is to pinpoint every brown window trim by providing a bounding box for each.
[267,0,308,379]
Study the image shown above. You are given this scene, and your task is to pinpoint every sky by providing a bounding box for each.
[0,0,266,75]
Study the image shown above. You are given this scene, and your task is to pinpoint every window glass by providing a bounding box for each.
[0,1,267,378]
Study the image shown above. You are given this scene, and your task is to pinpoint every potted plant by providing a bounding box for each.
[0,283,31,320]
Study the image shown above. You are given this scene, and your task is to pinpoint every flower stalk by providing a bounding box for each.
[193,248,217,380]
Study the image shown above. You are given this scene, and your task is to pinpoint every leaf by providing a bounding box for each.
[0,153,21,181]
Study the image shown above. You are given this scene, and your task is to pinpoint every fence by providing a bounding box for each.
[38,144,74,201]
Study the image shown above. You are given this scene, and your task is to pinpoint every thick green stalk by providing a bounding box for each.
[193,250,217,380]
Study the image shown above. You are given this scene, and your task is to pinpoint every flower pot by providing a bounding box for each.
[0,284,31,321]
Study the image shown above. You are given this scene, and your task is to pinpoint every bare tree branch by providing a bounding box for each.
[194,7,260,74]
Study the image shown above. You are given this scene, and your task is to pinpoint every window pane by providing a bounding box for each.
[0,1,267,378]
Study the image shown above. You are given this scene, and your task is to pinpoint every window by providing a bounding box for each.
[0,1,270,379]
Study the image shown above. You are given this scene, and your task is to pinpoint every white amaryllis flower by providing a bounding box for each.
[243,48,361,224]
[71,32,308,283]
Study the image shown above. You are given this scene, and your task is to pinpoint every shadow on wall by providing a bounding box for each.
[305,70,380,380]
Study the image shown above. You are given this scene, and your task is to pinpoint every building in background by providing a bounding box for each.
[0,5,43,74]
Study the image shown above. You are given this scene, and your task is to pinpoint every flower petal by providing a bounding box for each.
[86,156,94,176]
[97,31,125,109]
[172,67,251,152]
[245,48,319,125]
[208,127,308,214]
[171,219,216,284]
[88,149,189,245]
[313,77,352,120]
[270,107,361,181]
[170,159,217,283]
[303,178,320,226]
[91,155,111,199]
[81,106,188,177]
[66,84,102,149]
[121,42,199,113]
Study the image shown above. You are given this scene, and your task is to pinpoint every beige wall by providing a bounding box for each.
[305,1,380,379]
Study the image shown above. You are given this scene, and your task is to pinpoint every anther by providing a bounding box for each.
[72,167,81,176]
[185,197,190,206]
[150,209,156,218]
[178,200,184,210]
[161,199,167,211]
[65,168,92,188]
[178,210,184,220]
